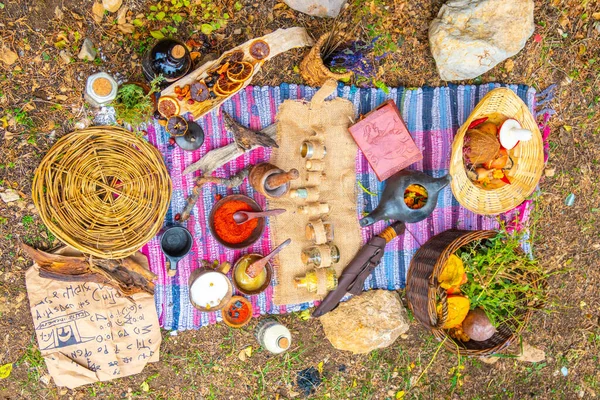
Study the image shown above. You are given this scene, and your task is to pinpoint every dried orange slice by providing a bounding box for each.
[249,40,270,60]
[157,96,180,118]
[214,77,244,96]
[227,62,254,82]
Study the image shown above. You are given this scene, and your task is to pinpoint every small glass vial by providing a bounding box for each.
[305,220,334,244]
[290,187,320,202]
[300,140,327,159]
[294,268,338,293]
[301,243,340,268]
[298,202,330,217]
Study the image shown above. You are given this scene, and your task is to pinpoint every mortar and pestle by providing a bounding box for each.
[160,225,193,277]
[249,163,299,199]
[359,170,451,227]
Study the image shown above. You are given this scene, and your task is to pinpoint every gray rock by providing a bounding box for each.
[319,290,409,354]
[78,38,97,61]
[429,0,534,81]
[283,0,346,18]
[0,189,21,203]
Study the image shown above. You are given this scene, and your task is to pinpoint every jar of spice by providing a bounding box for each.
[294,268,338,294]
[305,219,334,244]
[298,202,330,217]
[301,243,340,268]
[84,72,118,108]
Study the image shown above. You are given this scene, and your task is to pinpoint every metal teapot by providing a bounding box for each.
[359,170,451,227]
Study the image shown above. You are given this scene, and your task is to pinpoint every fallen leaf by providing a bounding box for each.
[563,125,572,132]
[0,363,12,379]
[517,342,546,363]
[117,23,135,34]
[140,381,149,392]
[117,5,128,25]
[396,391,405,399]
[150,30,165,40]
[504,59,514,73]
[92,2,104,23]
[238,346,252,361]
[54,6,64,19]
[55,95,68,101]
[317,361,324,374]
[534,33,543,43]
[0,46,18,65]
[593,12,600,20]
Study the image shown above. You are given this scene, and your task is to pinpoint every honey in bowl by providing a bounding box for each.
[234,254,268,293]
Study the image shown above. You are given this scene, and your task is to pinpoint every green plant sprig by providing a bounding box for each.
[456,224,548,328]
[112,75,164,127]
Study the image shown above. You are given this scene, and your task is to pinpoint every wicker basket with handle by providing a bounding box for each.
[406,229,539,356]
[32,126,172,259]
[449,87,544,215]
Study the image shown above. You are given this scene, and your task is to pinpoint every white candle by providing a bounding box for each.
[190,272,229,309]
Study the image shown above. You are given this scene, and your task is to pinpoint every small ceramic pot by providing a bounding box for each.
[222,296,253,328]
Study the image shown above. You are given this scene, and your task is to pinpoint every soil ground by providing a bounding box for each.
[1,0,599,399]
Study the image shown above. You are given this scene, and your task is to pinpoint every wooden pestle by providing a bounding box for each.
[265,168,299,191]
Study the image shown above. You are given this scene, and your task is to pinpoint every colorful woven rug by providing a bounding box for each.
[141,83,544,331]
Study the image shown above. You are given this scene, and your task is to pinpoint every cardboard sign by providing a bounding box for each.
[25,249,160,389]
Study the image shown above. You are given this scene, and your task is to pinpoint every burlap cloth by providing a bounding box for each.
[270,80,362,305]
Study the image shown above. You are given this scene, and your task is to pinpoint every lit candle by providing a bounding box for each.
[190,272,229,309]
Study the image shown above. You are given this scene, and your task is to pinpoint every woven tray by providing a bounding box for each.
[32,126,171,259]
[449,88,544,215]
[406,230,538,356]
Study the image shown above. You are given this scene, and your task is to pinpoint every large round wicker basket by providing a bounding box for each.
[449,88,544,215]
[299,33,353,87]
[406,230,538,356]
[32,126,172,259]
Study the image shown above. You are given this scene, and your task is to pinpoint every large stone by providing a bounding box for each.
[283,0,346,18]
[429,0,534,81]
[319,290,409,354]
[77,39,96,61]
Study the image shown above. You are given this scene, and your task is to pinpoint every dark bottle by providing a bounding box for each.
[142,39,192,86]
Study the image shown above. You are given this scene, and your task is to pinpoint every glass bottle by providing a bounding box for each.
[305,220,334,244]
[300,140,327,159]
[142,38,192,86]
[294,268,338,293]
[301,243,340,267]
[298,202,330,216]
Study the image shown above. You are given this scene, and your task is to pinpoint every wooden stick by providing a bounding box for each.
[180,167,251,221]
[182,123,277,175]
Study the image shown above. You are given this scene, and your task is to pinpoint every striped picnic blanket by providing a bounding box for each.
[141,83,543,331]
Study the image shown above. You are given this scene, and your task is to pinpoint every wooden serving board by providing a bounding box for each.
[162,27,313,119]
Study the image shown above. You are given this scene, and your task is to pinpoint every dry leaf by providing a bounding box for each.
[117,23,135,34]
[54,6,64,19]
[55,95,68,101]
[593,12,600,20]
[238,346,252,361]
[117,6,129,25]
[92,2,105,23]
[505,59,514,73]
[0,46,18,65]
[3,130,16,142]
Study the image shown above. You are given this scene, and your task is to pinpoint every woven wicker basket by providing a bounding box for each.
[299,33,353,87]
[449,88,544,215]
[406,230,538,356]
[32,126,172,259]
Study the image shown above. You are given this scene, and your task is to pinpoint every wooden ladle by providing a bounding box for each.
[245,238,291,278]
[233,209,286,225]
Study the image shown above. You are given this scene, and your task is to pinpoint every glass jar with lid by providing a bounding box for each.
[294,268,338,293]
[301,243,340,268]
[305,219,334,244]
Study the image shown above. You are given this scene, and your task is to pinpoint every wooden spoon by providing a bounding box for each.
[233,209,286,225]
[245,238,291,278]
